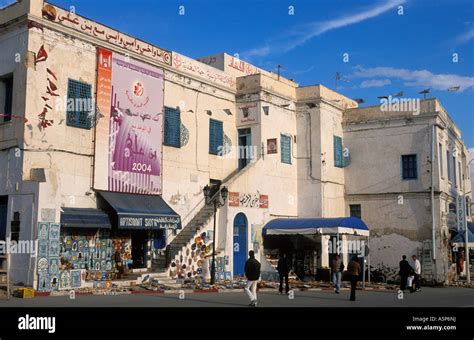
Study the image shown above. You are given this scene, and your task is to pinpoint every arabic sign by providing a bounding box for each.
[96,48,164,194]
[228,192,269,209]
[457,194,466,231]
[172,53,236,90]
[267,139,278,154]
[237,103,258,126]
[42,3,172,65]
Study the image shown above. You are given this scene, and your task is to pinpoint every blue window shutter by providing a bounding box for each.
[209,119,223,155]
[334,136,343,168]
[280,134,291,164]
[66,79,92,129]
[164,107,181,147]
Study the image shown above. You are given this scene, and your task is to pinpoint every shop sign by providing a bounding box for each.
[228,192,269,209]
[267,138,277,154]
[118,216,181,229]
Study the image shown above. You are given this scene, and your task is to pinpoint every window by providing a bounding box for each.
[0,75,13,123]
[401,154,417,180]
[280,134,291,164]
[164,107,181,147]
[334,135,343,168]
[453,156,457,186]
[66,79,92,129]
[209,118,223,155]
[349,204,361,219]
[447,150,452,181]
[438,143,443,177]
[458,161,462,189]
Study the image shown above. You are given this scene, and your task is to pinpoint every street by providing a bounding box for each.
[0,287,472,307]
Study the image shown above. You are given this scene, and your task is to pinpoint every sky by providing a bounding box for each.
[1,0,473,181]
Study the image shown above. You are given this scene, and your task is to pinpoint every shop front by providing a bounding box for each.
[262,217,370,281]
[97,191,181,271]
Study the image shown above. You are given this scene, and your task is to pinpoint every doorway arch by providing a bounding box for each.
[233,213,248,276]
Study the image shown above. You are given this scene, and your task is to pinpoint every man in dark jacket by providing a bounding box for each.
[399,255,411,292]
[277,253,291,294]
[347,256,361,301]
[244,250,261,306]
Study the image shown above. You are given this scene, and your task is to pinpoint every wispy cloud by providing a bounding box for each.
[242,0,405,59]
[453,27,474,46]
[351,66,474,92]
[360,79,392,88]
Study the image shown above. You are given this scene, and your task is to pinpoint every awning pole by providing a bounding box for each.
[368,235,371,286]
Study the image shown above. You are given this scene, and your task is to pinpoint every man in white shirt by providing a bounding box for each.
[411,255,421,292]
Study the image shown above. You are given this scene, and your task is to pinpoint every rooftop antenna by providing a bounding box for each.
[419,88,430,99]
[277,64,282,80]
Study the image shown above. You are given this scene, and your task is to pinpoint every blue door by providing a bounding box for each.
[233,213,248,276]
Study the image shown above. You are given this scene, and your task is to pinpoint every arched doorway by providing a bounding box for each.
[233,213,248,276]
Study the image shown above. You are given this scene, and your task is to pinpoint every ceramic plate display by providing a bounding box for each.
[59,270,71,290]
[49,223,60,240]
[38,223,49,241]
[71,270,81,288]
[37,272,50,292]
[49,257,59,274]
[49,240,60,257]
[50,274,59,291]
[38,240,49,257]
[37,258,48,272]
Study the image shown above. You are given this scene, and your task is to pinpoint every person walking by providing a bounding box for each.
[277,253,291,294]
[399,255,411,292]
[331,254,344,294]
[347,256,361,301]
[114,249,124,280]
[244,250,261,306]
[411,255,421,292]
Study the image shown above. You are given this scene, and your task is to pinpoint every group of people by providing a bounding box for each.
[330,254,362,301]
[399,255,422,292]
[243,250,365,306]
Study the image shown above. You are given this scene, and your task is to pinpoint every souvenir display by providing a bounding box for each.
[38,223,50,240]
[37,272,50,292]
[59,270,72,290]
[71,270,82,287]
[49,257,59,274]
[38,240,49,257]
[49,240,60,257]
[50,274,59,291]
[37,258,48,272]
[49,223,60,240]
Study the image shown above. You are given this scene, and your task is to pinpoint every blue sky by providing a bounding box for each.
[2,1,473,146]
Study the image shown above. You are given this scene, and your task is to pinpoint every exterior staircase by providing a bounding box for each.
[151,158,263,280]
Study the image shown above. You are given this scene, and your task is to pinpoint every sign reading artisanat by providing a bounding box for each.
[119,216,181,229]
[228,192,269,209]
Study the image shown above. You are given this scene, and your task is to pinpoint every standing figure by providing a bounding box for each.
[331,254,344,294]
[347,256,361,301]
[277,253,292,294]
[411,255,421,292]
[114,249,124,280]
[399,255,411,292]
[244,250,261,307]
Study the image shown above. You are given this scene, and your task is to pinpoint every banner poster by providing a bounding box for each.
[97,48,164,194]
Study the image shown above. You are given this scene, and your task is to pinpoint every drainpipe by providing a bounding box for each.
[431,124,437,283]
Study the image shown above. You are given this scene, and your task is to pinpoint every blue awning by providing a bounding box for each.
[97,191,181,230]
[60,208,111,229]
[451,224,474,246]
[263,217,369,237]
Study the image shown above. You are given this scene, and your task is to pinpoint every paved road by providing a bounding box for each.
[0,287,472,307]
